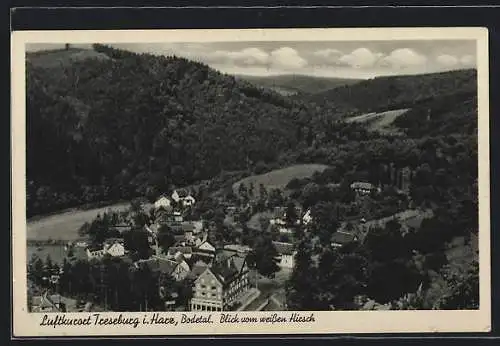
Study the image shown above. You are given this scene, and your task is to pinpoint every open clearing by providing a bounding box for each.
[27,244,67,265]
[344,108,409,134]
[27,202,140,241]
[233,164,329,196]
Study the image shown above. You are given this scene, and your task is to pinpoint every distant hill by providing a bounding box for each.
[27,47,111,68]
[232,164,329,196]
[309,69,477,117]
[236,74,362,95]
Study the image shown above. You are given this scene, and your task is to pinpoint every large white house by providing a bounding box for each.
[154,196,172,210]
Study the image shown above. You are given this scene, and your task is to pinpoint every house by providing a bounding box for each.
[171,190,181,203]
[350,182,376,195]
[195,240,216,258]
[86,246,107,260]
[154,196,172,210]
[182,195,196,207]
[302,209,312,225]
[182,223,196,244]
[136,256,190,282]
[173,211,183,223]
[189,252,250,311]
[167,246,193,260]
[31,292,65,312]
[187,261,210,280]
[331,231,358,248]
[270,218,287,226]
[272,241,296,269]
[156,256,191,281]
[103,238,126,257]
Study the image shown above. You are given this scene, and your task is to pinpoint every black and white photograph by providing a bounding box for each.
[11,28,490,336]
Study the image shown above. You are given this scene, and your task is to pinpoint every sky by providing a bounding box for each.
[27,40,476,79]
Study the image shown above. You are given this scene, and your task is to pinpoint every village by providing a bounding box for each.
[28,163,427,313]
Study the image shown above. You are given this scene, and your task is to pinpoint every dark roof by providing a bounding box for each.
[156,258,179,275]
[104,237,124,245]
[87,245,103,252]
[272,241,295,256]
[175,189,189,198]
[211,260,239,286]
[210,252,248,286]
[331,231,357,245]
[187,262,209,279]
[136,258,178,275]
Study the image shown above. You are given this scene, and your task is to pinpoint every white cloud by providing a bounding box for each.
[460,54,476,66]
[208,47,269,66]
[436,54,459,67]
[313,48,343,60]
[269,47,307,69]
[339,48,383,68]
[380,48,427,69]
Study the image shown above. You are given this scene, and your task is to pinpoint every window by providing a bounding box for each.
[211,286,217,291]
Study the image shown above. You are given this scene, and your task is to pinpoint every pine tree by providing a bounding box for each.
[285,241,317,310]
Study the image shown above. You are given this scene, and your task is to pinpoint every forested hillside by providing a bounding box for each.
[309,69,477,118]
[27,45,319,216]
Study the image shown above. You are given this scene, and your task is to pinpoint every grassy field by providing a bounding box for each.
[26,202,139,241]
[344,108,409,135]
[27,244,68,265]
[233,164,329,196]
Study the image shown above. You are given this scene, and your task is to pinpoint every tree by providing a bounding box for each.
[157,225,176,254]
[268,189,285,209]
[439,261,479,309]
[248,236,280,278]
[286,241,318,310]
[310,202,339,245]
[124,229,152,260]
[258,184,268,201]
[285,202,298,226]
[315,247,369,310]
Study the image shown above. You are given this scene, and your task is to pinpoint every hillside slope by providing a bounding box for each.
[309,69,477,117]
[26,45,317,216]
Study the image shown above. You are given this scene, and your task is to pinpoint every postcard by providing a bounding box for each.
[11,27,490,336]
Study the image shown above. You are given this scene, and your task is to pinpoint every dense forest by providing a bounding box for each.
[27,45,319,216]
[308,68,477,117]
[26,45,478,221]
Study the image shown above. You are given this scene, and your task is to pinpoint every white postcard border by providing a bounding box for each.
[11,27,491,337]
